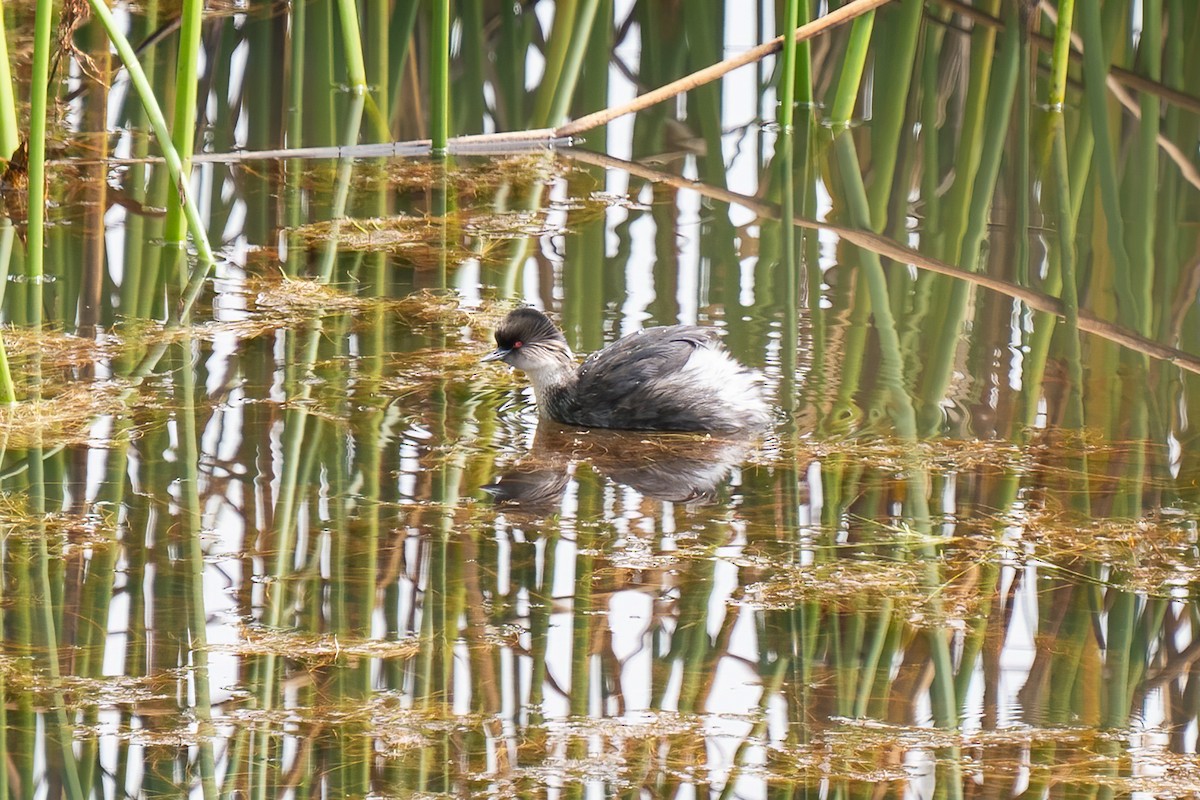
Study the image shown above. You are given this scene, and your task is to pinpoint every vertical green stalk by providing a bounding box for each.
[917,13,1019,436]
[317,96,365,283]
[938,0,1000,262]
[118,0,161,317]
[828,11,875,125]
[284,0,307,275]
[0,2,18,158]
[84,0,217,277]
[457,0,485,134]
[495,0,529,129]
[1077,0,1136,330]
[25,0,56,328]
[1129,0,1161,336]
[793,0,812,106]
[778,131,800,417]
[431,0,450,153]
[163,0,204,288]
[1015,11,1032,285]
[29,440,84,800]
[864,0,921,227]
[541,0,602,128]
[175,339,217,800]
[833,132,958,735]
[336,0,368,90]
[778,0,801,130]
[531,0,577,126]
[1048,0,1075,106]
[386,1,420,132]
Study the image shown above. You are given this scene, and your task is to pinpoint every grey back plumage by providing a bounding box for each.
[560,326,753,431]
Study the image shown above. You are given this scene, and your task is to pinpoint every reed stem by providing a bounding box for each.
[0,4,18,159]
[25,0,56,328]
[163,0,203,279]
[829,11,876,124]
[778,0,802,130]
[430,0,450,153]
[1048,0,1075,107]
[337,0,369,90]
[84,0,217,284]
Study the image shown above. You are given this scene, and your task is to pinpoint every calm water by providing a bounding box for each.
[2,0,1200,797]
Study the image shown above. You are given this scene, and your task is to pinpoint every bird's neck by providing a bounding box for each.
[524,350,578,419]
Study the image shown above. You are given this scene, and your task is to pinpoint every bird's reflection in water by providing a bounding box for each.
[483,422,754,512]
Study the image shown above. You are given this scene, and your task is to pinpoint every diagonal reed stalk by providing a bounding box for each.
[84,0,217,295]
[828,9,876,124]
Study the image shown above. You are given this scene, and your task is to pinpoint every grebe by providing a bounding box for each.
[482,307,771,432]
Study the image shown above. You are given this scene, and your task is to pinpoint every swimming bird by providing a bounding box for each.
[482,307,771,432]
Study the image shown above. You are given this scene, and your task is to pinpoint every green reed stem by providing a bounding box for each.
[939,0,1000,263]
[386,1,420,128]
[864,0,921,228]
[834,132,959,734]
[1077,0,1136,330]
[829,10,875,125]
[793,0,813,106]
[778,132,799,416]
[853,603,894,716]
[25,0,55,328]
[531,0,576,126]
[284,0,307,273]
[1015,19,1031,286]
[0,4,17,159]
[28,434,84,800]
[175,340,218,800]
[431,0,450,153]
[544,0,602,127]
[84,0,216,279]
[496,0,529,129]
[335,0,368,89]
[958,15,1019,274]
[1048,0,1075,106]
[1130,0,1162,337]
[317,96,365,282]
[778,0,801,129]
[163,0,203,273]
[457,0,486,133]
[117,0,160,316]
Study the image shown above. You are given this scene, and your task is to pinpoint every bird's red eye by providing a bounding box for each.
[513,341,523,348]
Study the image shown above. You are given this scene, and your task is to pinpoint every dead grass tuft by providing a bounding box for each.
[215,625,420,665]
[0,383,126,449]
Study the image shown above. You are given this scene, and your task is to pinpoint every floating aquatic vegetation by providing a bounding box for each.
[741,558,929,616]
[760,720,1200,794]
[1,326,119,371]
[214,624,420,665]
[1014,506,1200,596]
[0,382,126,448]
[0,494,117,549]
[360,153,565,196]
